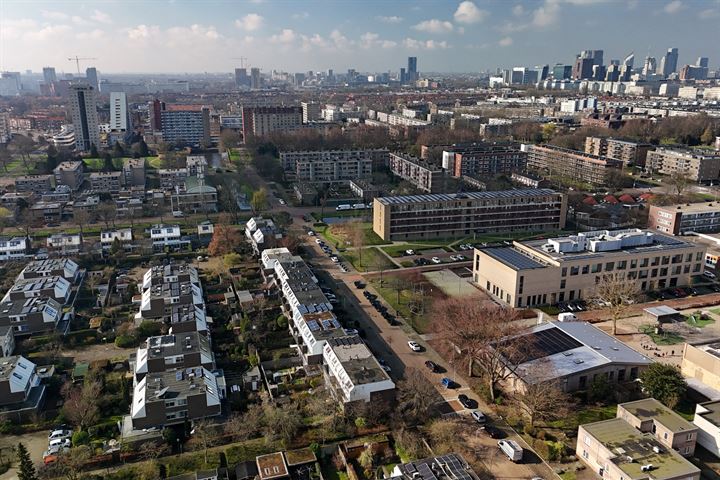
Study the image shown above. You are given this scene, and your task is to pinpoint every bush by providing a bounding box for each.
[114,334,136,348]
[137,321,162,339]
[524,425,537,437]
[276,315,288,329]
[73,430,90,445]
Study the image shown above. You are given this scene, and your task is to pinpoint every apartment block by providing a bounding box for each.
[280,149,388,183]
[523,144,623,186]
[681,343,720,394]
[122,158,146,187]
[241,106,303,139]
[301,102,321,123]
[618,398,697,456]
[473,229,705,308]
[388,153,444,193]
[132,333,214,382]
[373,189,566,242]
[0,326,14,357]
[648,203,720,235]
[693,400,720,458]
[160,105,211,146]
[166,304,208,335]
[186,156,208,177]
[170,178,217,214]
[0,296,63,335]
[647,148,720,183]
[141,264,200,292]
[46,233,83,254]
[89,171,123,193]
[159,168,188,190]
[149,224,189,252]
[584,137,654,167]
[53,161,85,191]
[441,142,527,177]
[14,175,54,195]
[101,228,134,250]
[577,418,700,480]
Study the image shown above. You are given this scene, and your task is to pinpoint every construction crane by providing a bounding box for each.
[231,57,248,68]
[67,56,98,74]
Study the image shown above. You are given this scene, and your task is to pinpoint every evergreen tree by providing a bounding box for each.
[89,144,99,158]
[113,142,125,158]
[103,152,114,172]
[46,144,58,172]
[16,442,38,480]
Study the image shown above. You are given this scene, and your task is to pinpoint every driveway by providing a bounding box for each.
[0,430,49,479]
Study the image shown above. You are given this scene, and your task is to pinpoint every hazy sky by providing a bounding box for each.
[1,0,719,74]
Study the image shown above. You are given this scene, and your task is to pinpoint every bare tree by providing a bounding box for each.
[432,298,527,401]
[516,377,574,427]
[97,201,117,229]
[54,445,91,480]
[61,380,101,430]
[396,368,439,425]
[667,171,692,203]
[591,272,640,335]
[73,209,91,237]
[11,135,36,173]
[428,419,462,455]
[191,419,217,465]
[263,403,302,448]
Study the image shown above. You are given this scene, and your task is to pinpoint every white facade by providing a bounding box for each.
[46,233,82,251]
[149,225,182,246]
[109,92,130,131]
[694,401,720,458]
[101,228,133,246]
[0,237,28,261]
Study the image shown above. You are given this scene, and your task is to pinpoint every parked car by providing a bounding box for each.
[315,238,323,244]
[471,410,487,424]
[425,360,439,372]
[307,230,315,236]
[48,429,72,441]
[330,256,339,263]
[712,284,720,292]
[408,341,422,352]
[353,280,365,289]
[49,438,71,449]
[405,249,415,255]
[456,254,466,261]
[498,440,523,462]
[704,270,717,279]
[343,328,359,335]
[278,199,286,205]
[481,425,504,439]
[431,257,441,264]
[441,377,458,389]
[458,394,477,409]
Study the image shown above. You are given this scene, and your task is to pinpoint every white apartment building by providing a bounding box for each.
[109,92,130,131]
[46,233,83,253]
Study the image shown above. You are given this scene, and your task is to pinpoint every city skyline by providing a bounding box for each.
[1,0,719,74]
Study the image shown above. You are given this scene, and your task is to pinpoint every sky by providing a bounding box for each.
[1,0,719,75]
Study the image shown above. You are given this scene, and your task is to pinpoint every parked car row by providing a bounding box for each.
[363,290,396,325]
[449,254,467,262]
[557,300,587,313]
[44,425,72,464]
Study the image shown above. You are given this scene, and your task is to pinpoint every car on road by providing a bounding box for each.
[408,341,422,352]
[339,264,348,272]
[425,360,439,372]
[449,255,459,261]
[343,328,359,335]
[363,291,376,300]
[353,280,365,289]
[330,256,339,263]
[441,377,458,389]
[471,410,487,424]
[455,254,466,261]
[278,199,286,205]
[704,271,717,279]
[431,257,441,264]
[405,249,416,255]
[458,394,477,409]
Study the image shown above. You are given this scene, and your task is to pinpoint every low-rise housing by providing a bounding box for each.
[101,228,134,250]
[149,224,189,252]
[132,333,214,381]
[693,400,720,458]
[245,217,283,255]
[2,276,71,304]
[89,171,123,193]
[170,177,217,214]
[0,296,63,335]
[618,398,697,456]
[0,237,29,261]
[511,171,552,189]
[17,258,80,283]
[390,454,479,480]
[14,174,54,195]
[0,355,45,420]
[159,168,189,190]
[186,155,208,177]
[0,326,14,357]
[46,233,82,254]
[166,304,209,335]
[29,201,62,223]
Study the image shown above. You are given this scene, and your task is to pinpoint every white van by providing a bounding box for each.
[498,440,523,462]
[558,312,578,322]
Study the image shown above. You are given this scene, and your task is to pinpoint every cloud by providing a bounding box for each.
[532,0,561,27]
[90,10,112,24]
[329,29,353,49]
[498,36,513,47]
[270,28,296,44]
[413,19,454,33]
[76,29,106,40]
[403,38,449,50]
[25,24,73,41]
[454,1,489,24]
[512,5,525,15]
[377,15,403,23]
[41,10,69,21]
[699,7,720,18]
[497,21,528,34]
[127,24,160,40]
[235,13,264,31]
[663,0,683,13]
[292,12,309,19]
[359,32,396,49]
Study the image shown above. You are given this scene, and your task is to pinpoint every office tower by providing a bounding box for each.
[407,56,418,82]
[400,68,406,83]
[642,57,657,76]
[234,68,249,88]
[658,47,679,77]
[43,67,56,84]
[592,64,606,81]
[604,64,620,82]
[109,92,130,131]
[534,65,549,81]
[69,84,100,152]
[149,99,165,132]
[623,52,635,69]
[552,64,572,80]
[327,69,334,80]
[85,67,99,91]
[250,68,261,90]
[579,49,604,67]
[572,56,594,80]
[698,57,709,68]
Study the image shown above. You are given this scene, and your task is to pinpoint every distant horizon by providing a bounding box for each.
[2,0,719,73]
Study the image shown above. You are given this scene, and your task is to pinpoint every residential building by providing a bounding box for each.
[46,233,83,254]
[473,229,706,308]
[523,144,623,186]
[109,92,130,131]
[149,99,165,131]
[2,276,71,304]
[391,454,479,480]
[53,161,85,191]
[29,201,62,224]
[388,153,444,193]
[250,68,261,90]
[245,217,283,255]
[441,142,526,177]
[89,171,123,193]
[322,335,395,408]
[693,400,720,458]
[373,189,566,242]
[166,304,208,335]
[0,356,45,419]
[506,321,651,393]
[0,326,14,357]
[123,158,146,187]
[256,453,288,480]
[584,137,654,167]
[618,398,697,456]
[577,418,700,480]
[0,237,29,262]
[681,343,720,397]
[149,224,190,252]
[349,180,383,202]
[294,311,346,365]
[280,149,386,183]
[197,223,214,237]
[0,297,63,335]
[646,148,720,183]
[141,264,200,292]
[137,278,203,322]
[648,203,720,235]
[186,156,208,177]
[85,67,99,91]
[159,168,188,190]
[101,228,134,250]
[131,333,214,382]
[14,175,54,195]
[241,106,303,139]
[511,172,551,189]
[69,84,100,152]
[160,105,211,146]
[301,102,321,123]
[18,258,80,283]
[170,177,217,214]
[130,367,221,429]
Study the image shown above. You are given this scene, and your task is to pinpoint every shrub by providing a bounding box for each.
[524,425,537,437]
[73,430,90,445]
[114,334,136,348]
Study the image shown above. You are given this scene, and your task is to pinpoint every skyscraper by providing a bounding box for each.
[110,92,130,131]
[658,48,679,78]
[85,67,99,91]
[552,64,572,80]
[698,57,709,68]
[250,68,261,90]
[234,68,249,88]
[642,57,657,76]
[572,57,594,80]
[400,67,406,83]
[407,56,418,82]
[42,67,56,84]
[69,84,100,152]
[623,52,635,69]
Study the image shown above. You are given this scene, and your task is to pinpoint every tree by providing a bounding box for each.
[61,380,101,429]
[90,144,99,158]
[432,298,527,401]
[396,368,439,424]
[542,123,557,142]
[191,419,216,464]
[640,363,687,408]
[591,272,640,336]
[97,201,117,229]
[208,224,242,256]
[348,220,366,267]
[46,144,58,172]
[251,188,268,214]
[54,445,91,480]
[263,404,302,447]
[516,377,573,427]
[220,130,241,150]
[16,442,38,480]
[112,142,125,158]
[667,171,692,203]
[701,126,716,145]
[358,445,375,477]
[428,419,461,455]
[73,209,91,236]
[131,139,149,157]
[11,135,35,173]
[102,152,114,171]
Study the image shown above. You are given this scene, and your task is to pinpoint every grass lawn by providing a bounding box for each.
[546,404,617,432]
[342,247,398,273]
[311,209,372,220]
[711,308,720,316]
[686,313,715,328]
[368,277,436,333]
[638,324,685,345]
[146,156,164,169]
[316,222,389,248]
[381,244,451,257]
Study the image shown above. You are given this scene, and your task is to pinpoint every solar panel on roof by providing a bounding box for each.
[512,327,584,364]
[307,321,320,331]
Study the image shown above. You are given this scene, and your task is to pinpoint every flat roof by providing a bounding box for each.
[582,418,699,479]
[655,202,720,215]
[377,188,559,206]
[643,306,679,317]
[697,400,720,428]
[619,398,695,433]
[256,452,288,480]
[327,336,390,385]
[392,453,479,480]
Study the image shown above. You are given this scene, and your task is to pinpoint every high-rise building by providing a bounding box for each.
[109,92,130,131]
[241,106,302,139]
[301,102,321,123]
[399,68,406,83]
[149,99,165,132]
[234,68,249,88]
[698,57,710,68]
[642,56,657,77]
[658,47,679,78]
[250,68,261,90]
[85,67,99,91]
[572,57,595,80]
[42,67,56,84]
[623,52,635,69]
[407,56,418,82]
[552,64,572,80]
[69,84,100,152]
[160,105,211,146]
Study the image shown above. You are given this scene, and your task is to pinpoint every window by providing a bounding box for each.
[605,262,614,272]
[639,270,648,279]
[582,265,589,274]
[630,259,637,269]
[661,256,670,265]
[651,268,658,278]
[591,263,602,273]
[618,260,627,270]
[651,256,660,266]
[561,267,567,277]
[570,266,579,276]
[640,258,649,267]
[694,263,702,272]
[560,280,566,289]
